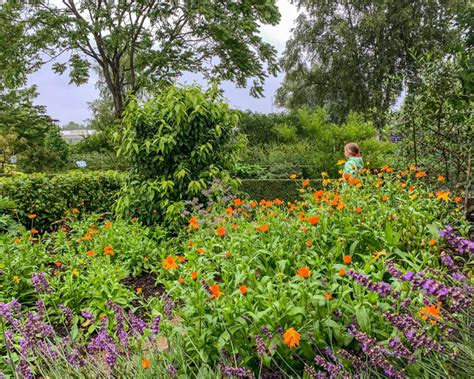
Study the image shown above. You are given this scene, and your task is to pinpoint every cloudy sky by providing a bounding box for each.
[27,0,298,126]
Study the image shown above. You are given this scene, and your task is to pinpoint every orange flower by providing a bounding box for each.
[454,196,462,203]
[408,185,415,192]
[436,191,450,203]
[240,285,247,295]
[296,266,311,278]
[381,195,388,202]
[31,228,39,235]
[188,241,194,247]
[27,213,37,219]
[299,212,306,221]
[104,221,112,228]
[131,217,138,222]
[408,164,417,171]
[437,176,445,182]
[299,188,306,194]
[339,268,346,276]
[141,358,151,369]
[54,261,62,267]
[84,233,92,241]
[216,226,226,237]
[324,293,333,300]
[418,304,442,324]
[104,245,114,255]
[188,216,199,230]
[15,237,20,244]
[400,182,407,189]
[274,198,283,205]
[415,171,426,178]
[343,255,352,264]
[178,277,185,284]
[72,208,80,214]
[178,256,186,263]
[302,179,310,187]
[305,240,312,247]
[290,174,297,179]
[210,284,224,299]
[191,272,198,281]
[225,251,232,258]
[282,327,300,348]
[355,207,362,214]
[232,223,238,230]
[307,216,320,225]
[197,247,205,255]
[429,239,436,246]
[226,207,234,216]
[250,201,257,208]
[256,224,269,233]
[162,256,178,270]
[234,198,243,207]
[313,190,324,199]
[136,287,143,294]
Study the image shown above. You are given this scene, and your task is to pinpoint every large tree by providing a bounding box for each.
[277,0,469,129]
[13,0,281,118]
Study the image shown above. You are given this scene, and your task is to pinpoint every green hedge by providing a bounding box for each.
[0,171,125,228]
[239,179,323,201]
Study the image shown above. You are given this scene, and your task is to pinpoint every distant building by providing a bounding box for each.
[60,129,96,144]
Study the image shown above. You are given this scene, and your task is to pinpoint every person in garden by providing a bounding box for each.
[343,143,364,177]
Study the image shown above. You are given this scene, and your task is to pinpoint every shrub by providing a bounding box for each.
[114,84,241,225]
[240,179,322,201]
[0,171,125,227]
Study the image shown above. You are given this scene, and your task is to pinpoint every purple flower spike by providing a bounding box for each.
[31,273,52,293]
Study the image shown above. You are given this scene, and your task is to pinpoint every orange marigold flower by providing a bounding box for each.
[305,240,312,247]
[437,176,445,182]
[381,195,388,202]
[408,185,415,192]
[27,213,37,219]
[54,261,62,267]
[274,198,283,205]
[188,241,194,247]
[324,293,333,300]
[240,285,247,295]
[15,237,20,244]
[297,266,311,278]
[131,217,138,222]
[178,277,185,284]
[290,174,297,179]
[408,164,417,171]
[136,287,143,294]
[104,221,112,229]
[197,247,205,255]
[188,216,199,230]
[313,190,324,199]
[178,256,186,263]
[141,358,151,369]
[436,191,450,203]
[225,251,231,257]
[418,304,442,324]
[104,245,114,255]
[226,207,234,216]
[162,256,178,270]
[210,284,224,299]
[339,268,346,276]
[454,196,462,203]
[72,208,80,214]
[234,198,243,207]
[250,201,257,208]
[86,250,95,257]
[343,255,352,264]
[302,179,310,187]
[307,216,320,225]
[232,223,238,230]
[31,228,39,235]
[299,212,306,221]
[429,239,436,246]
[216,226,226,237]
[283,327,300,348]
[191,272,198,281]
[84,233,92,241]
[256,224,269,233]
[400,182,407,189]
[355,207,362,214]
[415,171,426,178]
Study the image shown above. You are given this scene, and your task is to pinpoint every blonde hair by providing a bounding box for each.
[345,143,360,157]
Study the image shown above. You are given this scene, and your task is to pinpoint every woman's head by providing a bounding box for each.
[344,143,360,158]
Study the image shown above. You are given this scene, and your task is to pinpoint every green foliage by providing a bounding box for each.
[239,179,318,201]
[19,0,280,117]
[68,152,129,171]
[394,51,473,184]
[242,108,394,178]
[0,171,125,227]
[114,84,241,225]
[278,0,469,128]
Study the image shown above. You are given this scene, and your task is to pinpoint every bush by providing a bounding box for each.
[240,179,323,201]
[0,171,125,227]
[114,84,241,225]
[68,152,129,171]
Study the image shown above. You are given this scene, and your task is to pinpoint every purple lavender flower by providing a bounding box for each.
[17,359,34,379]
[440,252,454,268]
[58,304,74,324]
[31,273,52,293]
[255,335,270,357]
[304,364,327,378]
[81,310,93,320]
[162,292,174,320]
[338,349,368,372]
[167,364,178,377]
[261,326,273,340]
[151,315,161,334]
[388,337,415,362]
[347,270,392,297]
[314,355,341,378]
[450,272,467,282]
[221,365,254,378]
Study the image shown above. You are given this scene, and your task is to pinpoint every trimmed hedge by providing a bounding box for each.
[239,179,323,201]
[0,171,125,227]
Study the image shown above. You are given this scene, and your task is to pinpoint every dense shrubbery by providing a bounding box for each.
[0,166,472,378]
[0,171,125,227]
[114,84,241,225]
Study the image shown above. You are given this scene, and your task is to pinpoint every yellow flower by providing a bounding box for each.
[72,268,79,277]
[337,160,346,166]
[436,191,450,203]
[338,169,343,175]
[321,171,328,177]
[323,179,332,186]
[12,275,20,284]
[372,250,386,263]
[289,174,297,179]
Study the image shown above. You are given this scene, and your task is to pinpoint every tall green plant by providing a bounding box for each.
[114,84,240,225]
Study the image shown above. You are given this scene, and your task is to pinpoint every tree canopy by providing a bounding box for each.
[277,0,470,128]
[10,0,281,118]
